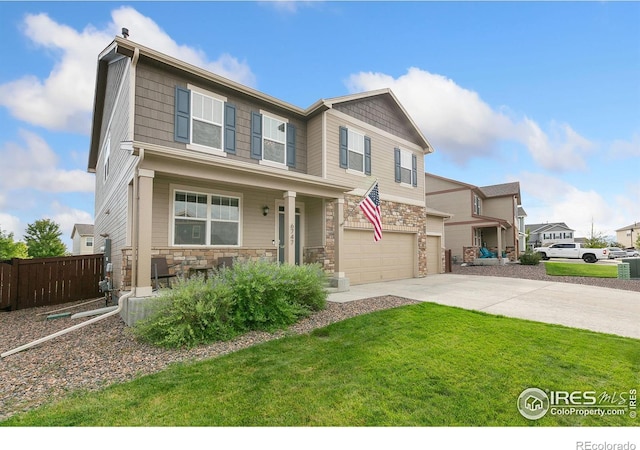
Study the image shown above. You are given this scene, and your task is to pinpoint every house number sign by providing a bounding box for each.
[290,224,295,245]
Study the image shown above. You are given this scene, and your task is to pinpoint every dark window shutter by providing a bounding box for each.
[224,103,236,154]
[250,112,262,160]
[412,154,418,187]
[364,136,371,175]
[339,126,348,168]
[175,86,190,143]
[286,123,296,168]
[394,148,401,183]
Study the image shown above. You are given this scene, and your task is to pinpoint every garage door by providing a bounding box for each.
[344,230,415,285]
[426,236,441,275]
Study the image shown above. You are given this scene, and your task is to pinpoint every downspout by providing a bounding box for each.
[1,290,133,359]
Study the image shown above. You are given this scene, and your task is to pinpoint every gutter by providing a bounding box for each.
[1,290,133,359]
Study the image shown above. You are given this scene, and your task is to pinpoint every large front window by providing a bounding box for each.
[173,190,240,246]
[191,91,224,150]
[263,115,286,164]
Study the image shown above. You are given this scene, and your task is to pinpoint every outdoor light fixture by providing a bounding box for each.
[263,206,269,216]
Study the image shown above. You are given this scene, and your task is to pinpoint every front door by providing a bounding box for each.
[278,206,301,265]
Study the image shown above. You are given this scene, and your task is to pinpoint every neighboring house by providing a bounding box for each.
[424,173,524,263]
[70,224,95,255]
[87,36,435,313]
[615,223,639,248]
[525,222,575,248]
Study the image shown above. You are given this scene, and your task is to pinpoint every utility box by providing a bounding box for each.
[617,262,630,280]
[621,258,640,279]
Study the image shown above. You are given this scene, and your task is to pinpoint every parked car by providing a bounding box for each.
[606,247,627,259]
[625,248,640,257]
[533,243,609,263]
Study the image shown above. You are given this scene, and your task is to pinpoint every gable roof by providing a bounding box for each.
[479,182,520,199]
[615,222,639,232]
[71,224,94,239]
[88,37,432,171]
[525,222,574,234]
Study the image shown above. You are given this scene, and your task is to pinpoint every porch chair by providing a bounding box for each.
[479,247,497,258]
[151,257,178,290]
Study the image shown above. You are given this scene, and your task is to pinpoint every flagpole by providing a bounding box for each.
[340,178,378,226]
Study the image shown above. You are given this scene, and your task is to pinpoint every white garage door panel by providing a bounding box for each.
[426,236,441,275]
[344,230,415,285]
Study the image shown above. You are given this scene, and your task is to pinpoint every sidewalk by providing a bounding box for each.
[328,274,640,339]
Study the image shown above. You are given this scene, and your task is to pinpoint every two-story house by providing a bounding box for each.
[424,173,524,263]
[87,36,435,320]
[525,222,575,249]
[70,223,95,255]
[615,223,638,249]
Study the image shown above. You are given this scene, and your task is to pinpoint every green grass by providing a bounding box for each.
[544,261,618,278]
[2,303,638,426]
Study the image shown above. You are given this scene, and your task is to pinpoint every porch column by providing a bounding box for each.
[135,168,154,297]
[331,197,349,291]
[283,191,296,265]
[334,197,345,277]
[496,225,503,261]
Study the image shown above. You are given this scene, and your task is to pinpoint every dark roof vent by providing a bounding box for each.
[122,28,129,39]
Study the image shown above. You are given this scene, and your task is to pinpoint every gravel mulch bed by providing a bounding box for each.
[451,261,640,292]
[0,295,417,422]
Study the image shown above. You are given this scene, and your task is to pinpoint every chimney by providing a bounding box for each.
[122,28,129,39]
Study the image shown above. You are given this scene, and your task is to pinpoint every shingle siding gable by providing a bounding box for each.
[332,96,422,147]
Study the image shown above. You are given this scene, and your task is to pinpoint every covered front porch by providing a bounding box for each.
[463,221,517,263]
[125,143,354,299]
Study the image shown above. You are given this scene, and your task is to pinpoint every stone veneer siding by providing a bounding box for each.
[121,247,276,289]
[121,195,429,287]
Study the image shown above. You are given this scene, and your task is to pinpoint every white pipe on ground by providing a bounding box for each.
[1,291,133,359]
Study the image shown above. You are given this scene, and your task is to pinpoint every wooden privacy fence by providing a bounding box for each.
[0,254,104,311]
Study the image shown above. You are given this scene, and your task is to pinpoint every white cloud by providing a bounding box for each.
[609,133,640,159]
[0,6,256,134]
[49,201,94,242]
[516,171,633,237]
[0,213,24,238]
[0,129,94,193]
[347,68,594,171]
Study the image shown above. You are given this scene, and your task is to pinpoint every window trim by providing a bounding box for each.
[347,128,366,174]
[186,84,227,156]
[170,185,242,247]
[103,133,111,183]
[259,110,289,168]
[398,148,413,186]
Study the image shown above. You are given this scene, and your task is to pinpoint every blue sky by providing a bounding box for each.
[0,1,639,251]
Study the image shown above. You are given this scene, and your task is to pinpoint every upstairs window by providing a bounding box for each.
[174,85,236,155]
[262,115,287,165]
[339,126,371,175]
[103,133,111,182]
[191,91,224,150]
[394,148,417,186]
[473,194,482,215]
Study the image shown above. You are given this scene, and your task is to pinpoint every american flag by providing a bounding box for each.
[359,181,382,242]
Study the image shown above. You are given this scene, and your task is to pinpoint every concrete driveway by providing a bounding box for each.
[328,274,640,339]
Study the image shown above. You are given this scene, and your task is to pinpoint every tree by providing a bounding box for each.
[583,220,608,249]
[635,234,640,249]
[0,227,28,259]
[24,219,67,258]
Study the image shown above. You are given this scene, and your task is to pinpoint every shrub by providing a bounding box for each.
[519,249,541,266]
[134,261,328,348]
[133,275,237,348]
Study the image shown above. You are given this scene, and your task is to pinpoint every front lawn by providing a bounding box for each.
[2,302,637,426]
[544,261,618,278]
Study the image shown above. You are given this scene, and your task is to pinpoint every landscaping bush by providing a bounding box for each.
[518,249,541,265]
[134,261,328,348]
[133,275,237,348]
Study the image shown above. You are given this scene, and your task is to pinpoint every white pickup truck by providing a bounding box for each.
[533,243,609,263]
